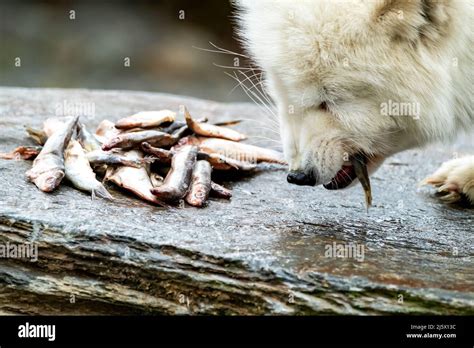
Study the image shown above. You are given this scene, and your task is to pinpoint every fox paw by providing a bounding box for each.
[421,156,474,204]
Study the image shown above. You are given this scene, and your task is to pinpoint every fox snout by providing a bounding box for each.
[287,170,317,186]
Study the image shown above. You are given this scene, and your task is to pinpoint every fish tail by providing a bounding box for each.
[92,184,114,201]
[155,199,171,209]
[141,156,155,165]
[119,159,142,168]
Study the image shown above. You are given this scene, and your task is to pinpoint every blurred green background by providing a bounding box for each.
[0,0,252,102]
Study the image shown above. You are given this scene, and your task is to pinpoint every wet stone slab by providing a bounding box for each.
[0,87,473,315]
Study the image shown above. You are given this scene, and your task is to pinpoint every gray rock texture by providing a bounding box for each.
[0,87,472,315]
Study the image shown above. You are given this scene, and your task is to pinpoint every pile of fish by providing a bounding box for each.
[0,108,286,208]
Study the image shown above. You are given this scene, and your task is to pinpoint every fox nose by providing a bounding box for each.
[287,170,317,186]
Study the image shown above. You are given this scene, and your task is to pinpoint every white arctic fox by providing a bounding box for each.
[235,0,473,203]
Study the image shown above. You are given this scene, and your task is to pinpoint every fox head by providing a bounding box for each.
[235,0,472,188]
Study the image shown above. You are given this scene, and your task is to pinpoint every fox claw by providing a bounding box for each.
[422,156,474,204]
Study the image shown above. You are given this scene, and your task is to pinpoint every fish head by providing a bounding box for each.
[35,170,65,192]
[102,136,122,151]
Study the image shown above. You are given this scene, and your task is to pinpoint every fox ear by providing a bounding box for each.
[374,0,451,44]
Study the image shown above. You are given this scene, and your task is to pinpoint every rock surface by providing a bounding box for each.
[0,87,473,315]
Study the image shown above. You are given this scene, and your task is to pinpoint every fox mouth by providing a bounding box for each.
[323,164,357,190]
[323,152,369,191]
[287,151,377,209]
[323,151,373,208]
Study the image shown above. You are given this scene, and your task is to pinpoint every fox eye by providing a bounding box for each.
[319,101,328,111]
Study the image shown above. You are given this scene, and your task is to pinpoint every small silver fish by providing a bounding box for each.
[151,145,198,202]
[142,142,256,171]
[184,107,246,141]
[185,160,212,207]
[78,123,101,152]
[86,150,147,168]
[210,182,232,200]
[95,120,120,144]
[141,143,173,164]
[25,127,47,146]
[65,140,113,200]
[102,130,178,151]
[115,110,176,130]
[197,152,257,171]
[176,136,286,165]
[105,150,167,206]
[26,116,79,192]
